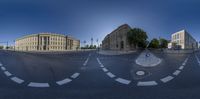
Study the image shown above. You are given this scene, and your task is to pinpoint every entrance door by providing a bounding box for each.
[120,41,124,50]
[43,37,47,50]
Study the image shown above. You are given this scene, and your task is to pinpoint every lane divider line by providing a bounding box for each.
[100,64,104,67]
[106,72,116,78]
[115,78,131,85]
[4,71,12,77]
[71,73,80,79]
[83,53,91,66]
[96,58,131,85]
[160,76,174,83]
[56,78,72,85]
[102,68,108,72]
[28,82,50,87]
[10,77,24,84]
[173,70,181,76]
[83,58,89,66]
[195,54,200,65]
[179,66,184,70]
[97,58,101,65]
[1,67,6,71]
[137,81,158,86]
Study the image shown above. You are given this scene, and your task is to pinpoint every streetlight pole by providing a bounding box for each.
[96,39,99,52]
[13,40,15,51]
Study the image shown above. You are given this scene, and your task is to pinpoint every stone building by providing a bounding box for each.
[102,24,132,50]
[168,30,198,49]
[15,33,80,51]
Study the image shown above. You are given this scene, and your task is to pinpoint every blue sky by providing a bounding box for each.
[0,0,200,46]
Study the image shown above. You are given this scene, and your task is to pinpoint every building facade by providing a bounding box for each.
[169,30,198,49]
[102,24,132,50]
[15,33,80,51]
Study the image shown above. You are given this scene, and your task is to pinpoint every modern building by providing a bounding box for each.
[15,33,80,51]
[102,24,132,50]
[168,30,198,49]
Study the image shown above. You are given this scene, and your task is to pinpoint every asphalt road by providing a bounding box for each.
[0,50,200,99]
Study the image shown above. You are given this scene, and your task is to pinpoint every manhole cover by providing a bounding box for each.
[136,71,145,76]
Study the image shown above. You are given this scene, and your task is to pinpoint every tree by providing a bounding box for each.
[148,38,159,48]
[127,28,148,49]
[0,46,3,49]
[159,38,169,48]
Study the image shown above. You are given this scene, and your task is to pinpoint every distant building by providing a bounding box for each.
[15,33,80,51]
[168,30,198,49]
[102,24,132,50]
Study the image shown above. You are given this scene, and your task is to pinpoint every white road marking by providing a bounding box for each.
[137,81,158,86]
[179,66,184,70]
[160,76,174,83]
[4,71,12,76]
[28,82,50,87]
[115,78,131,85]
[71,73,80,79]
[100,64,104,67]
[182,62,186,66]
[106,72,116,78]
[10,77,24,84]
[1,67,6,71]
[102,68,108,72]
[173,70,181,76]
[83,58,89,66]
[0,63,2,66]
[96,58,102,65]
[195,55,200,64]
[56,78,72,85]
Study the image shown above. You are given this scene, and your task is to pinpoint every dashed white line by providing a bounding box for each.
[97,58,102,65]
[1,67,6,71]
[100,64,104,67]
[56,78,72,85]
[182,62,186,66]
[102,68,108,72]
[195,55,200,64]
[115,78,131,85]
[137,81,158,86]
[106,72,116,78]
[160,76,174,83]
[0,63,2,66]
[10,77,24,84]
[71,73,80,79]
[28,82,50,87]
[179,66,184,70]
[83,58,89,66]
[173,70,181,76]
[4,71,12,76]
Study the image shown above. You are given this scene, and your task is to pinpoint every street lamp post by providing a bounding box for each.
[13,40,15,51]
[96,39,99,52]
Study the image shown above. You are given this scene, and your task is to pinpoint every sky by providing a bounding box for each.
[0,0,200,46]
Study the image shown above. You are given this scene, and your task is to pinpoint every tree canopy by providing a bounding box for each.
[148,38,159,48]
[159,38,169,48]
[127,28,148,49]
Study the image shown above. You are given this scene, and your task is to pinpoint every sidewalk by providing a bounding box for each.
[5,49,95,54]
[135,50,162,67]
[97,50,136,55]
